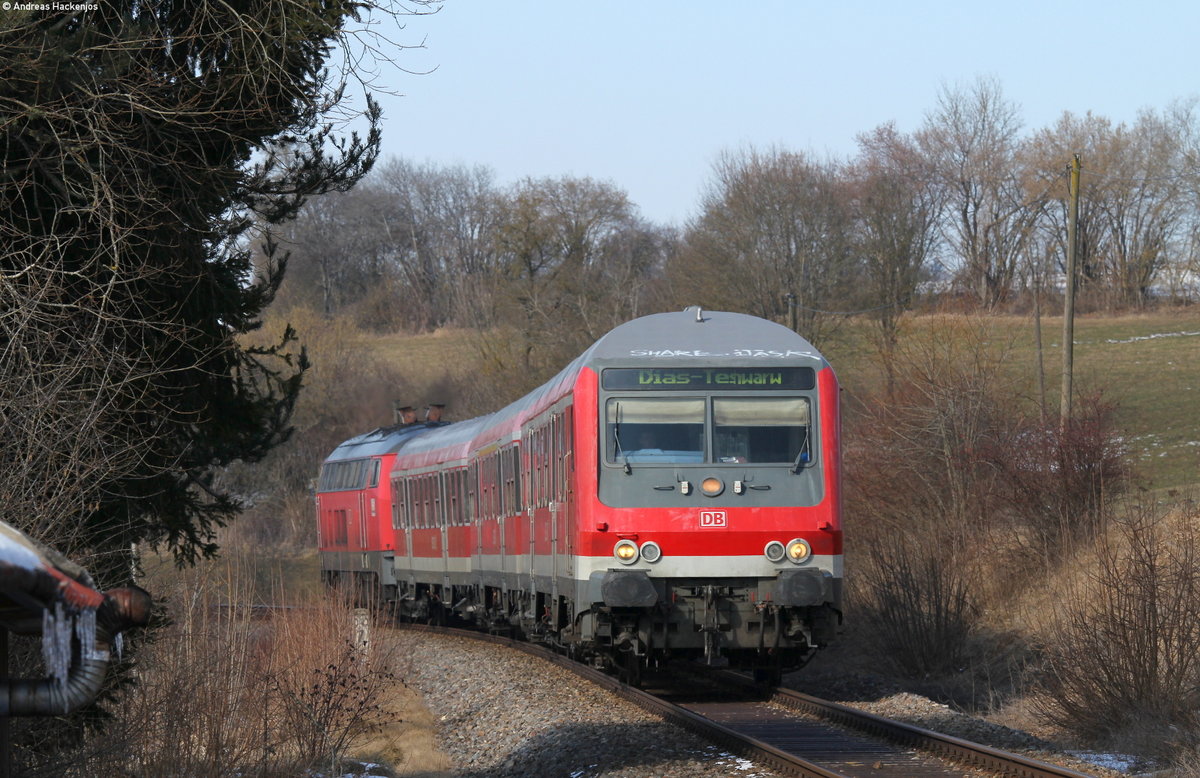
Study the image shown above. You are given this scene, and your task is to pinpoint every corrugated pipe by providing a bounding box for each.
[0,586,151,717]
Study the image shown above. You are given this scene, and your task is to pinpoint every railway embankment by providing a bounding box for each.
[397,629,1132,778]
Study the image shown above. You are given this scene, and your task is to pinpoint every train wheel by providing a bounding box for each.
[621,649,643,687]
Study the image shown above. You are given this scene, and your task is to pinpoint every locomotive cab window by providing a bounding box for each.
[606,398,704,464]
[713,397,810,464]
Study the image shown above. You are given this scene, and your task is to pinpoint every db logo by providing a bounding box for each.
[699,510,728,528]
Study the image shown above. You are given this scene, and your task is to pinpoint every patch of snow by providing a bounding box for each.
[0,524,47,572]
[1068,750,1141,773]
[712,750,768,775]
[1103,330,1200,345]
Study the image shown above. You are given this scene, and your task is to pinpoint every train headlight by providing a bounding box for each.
[614,539,639,564]
[700,477,724,496]
[785,538,812,564]
[764,541,786,563]
[639,541,662,563]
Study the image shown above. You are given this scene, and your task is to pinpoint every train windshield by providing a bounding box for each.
[607,398,705,464]
[713,397,810,464]
[605,396,812,466]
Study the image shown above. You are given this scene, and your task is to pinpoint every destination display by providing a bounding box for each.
[602,367,815,391]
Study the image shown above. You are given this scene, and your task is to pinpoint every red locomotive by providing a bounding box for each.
[318,308,842,681]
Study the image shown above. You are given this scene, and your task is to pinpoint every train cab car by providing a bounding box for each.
[567,308,841,677]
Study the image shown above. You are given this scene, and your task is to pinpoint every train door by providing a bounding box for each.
[438,471,450,596]
[496,451,508,583]
[469,461,482,588]
[358,491,367,551]
[366,458,381,550]
[563,406,575,581]
[549,414,560,592]
[402,478,414,584]
[530,437,540,590]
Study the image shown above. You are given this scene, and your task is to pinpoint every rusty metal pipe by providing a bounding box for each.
[0,587,150,717]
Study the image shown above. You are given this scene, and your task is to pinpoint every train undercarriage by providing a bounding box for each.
[332,567,841,687]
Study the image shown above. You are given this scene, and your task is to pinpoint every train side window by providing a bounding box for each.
[713,397,811,464]
[482,458,491,519]
[467,462,478,523]
[435,473,444,528]
[553,413,564,502]
[497,450,507,517]
[455,470,463,526]
[511,446,521,513]
[429,474,436,527]
[395,479,404,529]
[565,405,575,476]
[539,427,549,506]
[368,459,380,488]
[416,477,425,528]
[497,451,507,516]
[496,451,504,517]
[531,428,541,507]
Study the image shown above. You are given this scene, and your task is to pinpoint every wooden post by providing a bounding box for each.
[1061,154,1081,429]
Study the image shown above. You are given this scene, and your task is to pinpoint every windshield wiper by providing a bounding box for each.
[791,427,811,474]
[613,404,631,474]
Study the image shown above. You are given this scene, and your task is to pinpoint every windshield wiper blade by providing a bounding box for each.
[791,427,811,473]
[614,404,631,474]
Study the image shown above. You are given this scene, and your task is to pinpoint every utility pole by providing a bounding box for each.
[786,292,797,333]
[1060,154,1081,429]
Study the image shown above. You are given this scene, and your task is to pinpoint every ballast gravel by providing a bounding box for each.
[399,632,1124,777]
[401,633,783,778]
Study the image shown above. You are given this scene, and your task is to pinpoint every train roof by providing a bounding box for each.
[323,309,832,469]
[324,423,432,462]
[578,307,828,368]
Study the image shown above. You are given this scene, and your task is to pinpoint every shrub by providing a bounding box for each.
[1035,500,1200,758]
[19,557,404,777]
[989,393,1129,558]
[853,537,979,677]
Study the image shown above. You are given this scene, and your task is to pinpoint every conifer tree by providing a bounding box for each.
[0,1,395,581]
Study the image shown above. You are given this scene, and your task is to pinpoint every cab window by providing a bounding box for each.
[606,398,704,464]
[713,397,810,464]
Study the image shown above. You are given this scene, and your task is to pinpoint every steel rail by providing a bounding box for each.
[710,667,1096,778]
[397,623,1097,778]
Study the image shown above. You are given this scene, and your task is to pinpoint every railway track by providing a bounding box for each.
[400,623,1100,778]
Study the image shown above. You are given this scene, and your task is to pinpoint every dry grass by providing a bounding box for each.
[827,308,1200,489]
[1030,497,1200,757]
[15,553,452,777]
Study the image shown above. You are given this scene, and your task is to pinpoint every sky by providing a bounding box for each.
[354,1,1200,227]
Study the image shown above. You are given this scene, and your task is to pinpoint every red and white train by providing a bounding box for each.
[317,307,842,680]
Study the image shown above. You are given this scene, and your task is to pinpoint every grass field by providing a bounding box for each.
[344,309,1200,491]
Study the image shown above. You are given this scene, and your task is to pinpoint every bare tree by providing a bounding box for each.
[919,77,1035,307]
[674,147,856,346]
[850,124,944,397]
[480,175,657,383]
[1024,105,1198,310]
